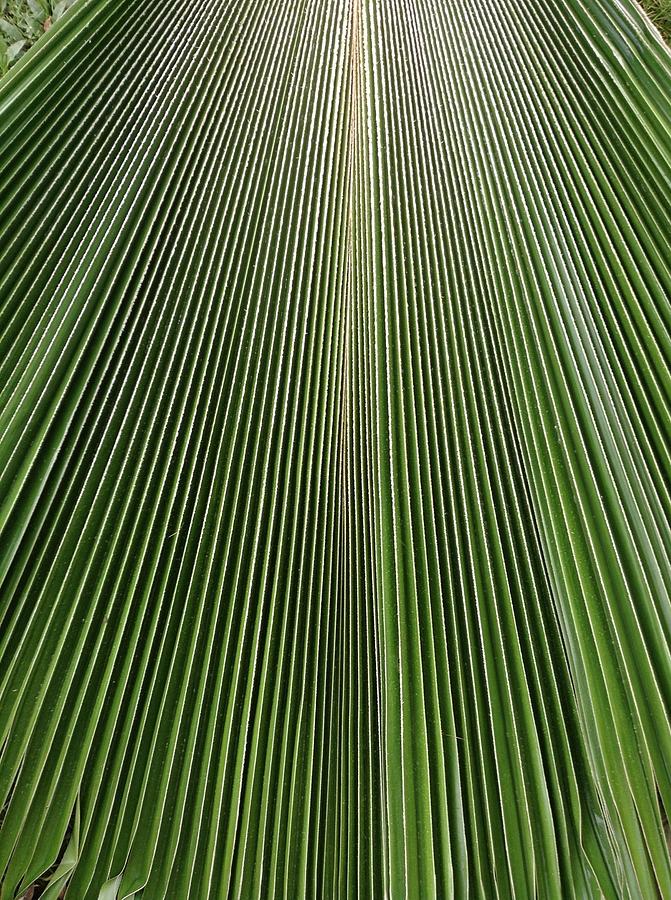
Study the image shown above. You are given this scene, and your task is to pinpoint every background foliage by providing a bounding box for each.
[0,0,75,74]
[642,0,671,39]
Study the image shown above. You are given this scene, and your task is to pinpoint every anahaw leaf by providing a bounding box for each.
[0,0,670,897]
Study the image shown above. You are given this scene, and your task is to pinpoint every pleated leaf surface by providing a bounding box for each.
[0,0,671,897]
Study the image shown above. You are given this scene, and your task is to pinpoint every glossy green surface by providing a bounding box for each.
[0,0,670,897]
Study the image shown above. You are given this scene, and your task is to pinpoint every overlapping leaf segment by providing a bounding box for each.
[0,0,670,897]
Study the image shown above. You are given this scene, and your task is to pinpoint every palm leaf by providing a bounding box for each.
[0,0,670,896]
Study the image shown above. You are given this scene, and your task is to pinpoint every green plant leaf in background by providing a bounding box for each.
[0,0,670,897]
[639,0,671,40]
[0,0,78,74]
